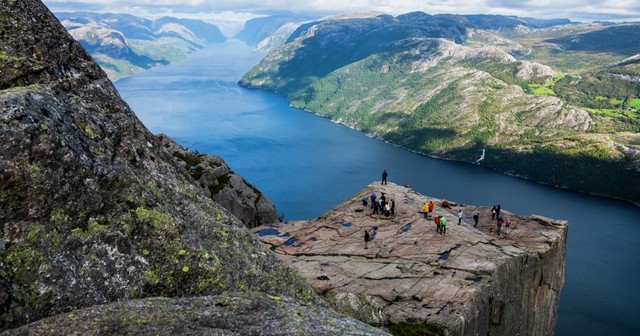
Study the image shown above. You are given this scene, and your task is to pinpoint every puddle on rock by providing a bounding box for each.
[256,228,281,236]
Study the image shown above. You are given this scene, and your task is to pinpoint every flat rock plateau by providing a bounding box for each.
[254,182,567,336]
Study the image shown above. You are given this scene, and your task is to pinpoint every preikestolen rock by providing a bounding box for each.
[254,182,567,336]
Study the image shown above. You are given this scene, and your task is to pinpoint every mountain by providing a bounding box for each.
[55,12,227,80]
[0,1,386,334]
[240,12,640,204]
[235,14,318,52]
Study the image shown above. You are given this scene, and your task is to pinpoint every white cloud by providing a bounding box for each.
[42,0,640,24]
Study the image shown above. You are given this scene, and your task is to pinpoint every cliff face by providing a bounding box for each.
[255,182,567,335]
[0,1,386,334]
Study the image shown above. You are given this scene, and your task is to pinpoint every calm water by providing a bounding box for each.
[115,40,640,336]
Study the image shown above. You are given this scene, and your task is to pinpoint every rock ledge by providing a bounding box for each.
[255,182,567,336]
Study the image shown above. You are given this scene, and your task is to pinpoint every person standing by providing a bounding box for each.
[473,213,479,228]
[491,206,496,220]
[390,199,395,216]
[381,170,388,185]
[505,218,511,235]
[434,215,441,233]
[423,202,429,219]
[364,229,370,249]
[370,193,377,208]
[496,204,501,218]
[496,216,504,236]
[440,216,447,234]
[373,201,380,215]
[428,201,434,218]
[458,210,464,225]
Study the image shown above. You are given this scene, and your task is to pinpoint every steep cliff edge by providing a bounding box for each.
[0,1,386,334]
[255,182,567,336]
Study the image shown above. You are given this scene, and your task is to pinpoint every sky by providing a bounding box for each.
[42,0,640,36]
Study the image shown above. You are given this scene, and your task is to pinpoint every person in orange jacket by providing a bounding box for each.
[428,201,434,218]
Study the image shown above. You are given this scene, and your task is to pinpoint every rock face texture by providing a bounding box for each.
[1,293,389,336]
[159,135,279,228]
[0,1,386,334]
[255,182,567,336]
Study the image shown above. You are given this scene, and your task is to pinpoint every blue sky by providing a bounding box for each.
[42,0,640,35]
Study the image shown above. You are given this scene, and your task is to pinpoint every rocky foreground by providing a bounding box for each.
[254,182,567,336]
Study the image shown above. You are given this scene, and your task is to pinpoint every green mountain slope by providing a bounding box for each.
[240,13,640,203]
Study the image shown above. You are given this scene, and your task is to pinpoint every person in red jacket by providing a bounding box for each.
[428,201,434,218]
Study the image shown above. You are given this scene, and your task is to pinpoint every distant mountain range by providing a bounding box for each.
[56,12,226,80]
[240,12,640,203]
[234,14,318,52]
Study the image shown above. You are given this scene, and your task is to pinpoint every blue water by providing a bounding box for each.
[115,40,640,336]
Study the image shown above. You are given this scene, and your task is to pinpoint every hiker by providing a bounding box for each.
[361,195,368,207]
[390,199,395,216]
[423,202,429,219]
[381,170,388,185]
[458,210,464,225]
[505,218,511,235]
[380,192,386,205]
[473,213,479,228]
[496,204,501,218]
[384,202,391,217]
[364,229,370,249]
[370,193,377,208]
[428,201,434,217]
[491,206,496,220]
[496,216,504,235]
[442,200,450,208]
[434,215,441,233]
[373,200,380,215]
[440,216,448,234]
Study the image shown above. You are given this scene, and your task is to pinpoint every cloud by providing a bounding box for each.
[42,0,640,24]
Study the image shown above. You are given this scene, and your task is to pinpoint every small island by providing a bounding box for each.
[254,182,567,336]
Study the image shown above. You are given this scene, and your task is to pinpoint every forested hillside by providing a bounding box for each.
[240,12,640,203]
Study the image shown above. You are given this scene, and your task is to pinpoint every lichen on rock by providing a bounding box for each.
[0,1,383,334]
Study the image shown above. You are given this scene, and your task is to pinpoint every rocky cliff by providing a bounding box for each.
[255,182,567,335]
[0,1,387,334]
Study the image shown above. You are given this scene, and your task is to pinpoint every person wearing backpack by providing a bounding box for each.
[496,217,504,236]
[370,193,377,208]
[362,195,368,207]
[440,216,448,234]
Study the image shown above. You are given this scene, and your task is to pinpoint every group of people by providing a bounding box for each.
[363,192,395,217]
[361,170,513,249]
[490,204,511,236]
